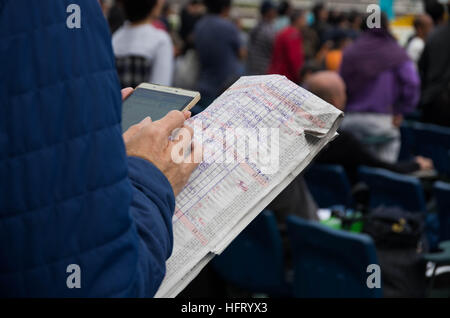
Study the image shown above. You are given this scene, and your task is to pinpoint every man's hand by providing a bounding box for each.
[392,114,404,128]
[121,87,134,101]
[414,156,434,171]
[123,110,201,196]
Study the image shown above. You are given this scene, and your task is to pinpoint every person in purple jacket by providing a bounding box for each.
[339,13,420,163]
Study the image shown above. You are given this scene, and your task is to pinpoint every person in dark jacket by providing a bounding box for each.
[419,10,450,127]
[0,0,199,297]
[304,71,433,183]
[194,0,245,108]
[246,1,277,75]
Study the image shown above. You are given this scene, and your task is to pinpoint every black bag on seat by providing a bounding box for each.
[363,206,424,249]
[363,206,427,297]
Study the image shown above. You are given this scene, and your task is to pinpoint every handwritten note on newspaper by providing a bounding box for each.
[155,75,343,297]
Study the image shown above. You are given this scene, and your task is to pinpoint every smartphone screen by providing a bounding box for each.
[122,87,195,132]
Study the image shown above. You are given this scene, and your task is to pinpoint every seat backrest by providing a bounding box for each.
[401,122,450,176]
[286,215,382,298]
[304,164,353,208]
[358,166,427,213]
[415,123,450,176]
[212,210,288,296]
[115,55,152,89]
[434,181,450,242]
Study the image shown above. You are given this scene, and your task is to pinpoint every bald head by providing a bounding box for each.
[413,14,433,39]
[304,71,347,111]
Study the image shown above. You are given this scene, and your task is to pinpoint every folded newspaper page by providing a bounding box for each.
[155,75,343,297]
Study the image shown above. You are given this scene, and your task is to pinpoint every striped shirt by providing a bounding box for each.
[247,21,277,75]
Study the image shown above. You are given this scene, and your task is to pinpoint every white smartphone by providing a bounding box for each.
[122,83,201,132]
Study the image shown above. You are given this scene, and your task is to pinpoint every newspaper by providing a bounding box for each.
[155,75,343,298]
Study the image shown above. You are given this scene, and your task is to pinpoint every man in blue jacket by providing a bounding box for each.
[0,0,199,297]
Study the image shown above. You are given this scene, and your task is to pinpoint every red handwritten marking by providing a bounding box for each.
[238,180,249,192]
[228,81,326,128]
[228,83,263,91]
[260,85,327,129]
[240,162,268,186]
[175,209,208,246]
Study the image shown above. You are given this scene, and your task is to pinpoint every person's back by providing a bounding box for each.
[0,0,134,297]
[419,21,450,126]
[339,17,420,163]
[247,22,276,75]
[268,11,305,83]
[247,2,277,75]
[0,0,198,298]
[112,1,174,87]
[195,14,242,103]
[113,23,174,86]
[344,64,419,115]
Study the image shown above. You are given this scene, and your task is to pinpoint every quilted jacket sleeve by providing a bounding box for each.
[127,157,175,297]
[0,0,176,298]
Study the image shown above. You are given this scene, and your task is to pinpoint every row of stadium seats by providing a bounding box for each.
[212,210,381,298]
[211,164,450,297]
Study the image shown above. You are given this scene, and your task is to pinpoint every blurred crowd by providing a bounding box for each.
[99,0,449,175]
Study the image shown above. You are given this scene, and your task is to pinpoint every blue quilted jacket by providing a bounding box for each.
[0,0,175,297]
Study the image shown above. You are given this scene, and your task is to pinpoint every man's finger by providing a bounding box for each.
[121,87,134,101]
[123,116,152,143]
[183,111,192,120]
[156,110,186,136]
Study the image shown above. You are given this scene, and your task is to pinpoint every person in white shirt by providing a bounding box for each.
[406,14,433,65]
[113,0,174,87]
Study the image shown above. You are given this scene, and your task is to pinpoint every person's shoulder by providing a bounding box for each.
[427,23,450,44]
[111,25,129,49]
[194,15,209,33]
[280,26,294,35]
[151,25,172,44]
[136,24,172,47]
[225,19,239,33]
[210,16,238,32]
[112,25,126,42]
[280,26,298,40]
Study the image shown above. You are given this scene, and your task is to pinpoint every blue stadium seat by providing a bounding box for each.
[304,164,353,208]
[434,182,450,242]
[400,122,450,176]
[212,210,290,296]
[358,166,427,213]
[286,215,382,298]
[415,123,450,176]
